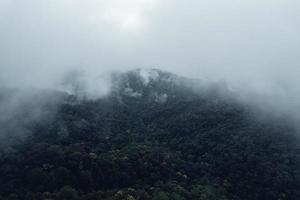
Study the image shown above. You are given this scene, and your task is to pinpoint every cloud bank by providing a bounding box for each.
[0,0,300,118]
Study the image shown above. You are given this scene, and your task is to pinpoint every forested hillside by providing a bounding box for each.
[0,69,299,200]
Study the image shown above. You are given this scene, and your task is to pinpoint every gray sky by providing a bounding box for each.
[0,0,300,99]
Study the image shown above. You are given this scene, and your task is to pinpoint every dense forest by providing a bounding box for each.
[0,69,299,200]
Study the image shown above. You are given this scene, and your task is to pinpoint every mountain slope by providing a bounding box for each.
[0,69,299,200]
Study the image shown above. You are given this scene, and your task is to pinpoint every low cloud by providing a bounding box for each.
[0,0,300,124]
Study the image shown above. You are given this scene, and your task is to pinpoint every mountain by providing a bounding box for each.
[0,69,299,200]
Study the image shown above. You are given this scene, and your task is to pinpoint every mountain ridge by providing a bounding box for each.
[0,69,299,200]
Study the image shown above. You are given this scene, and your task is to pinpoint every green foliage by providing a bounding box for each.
[58,186,78,200]
[191,185,227,200]
[153,192,170,200]
[0,71,299,199]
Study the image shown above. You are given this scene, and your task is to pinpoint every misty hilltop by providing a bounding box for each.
[2,0,300,199]
[63,68,230,102]
[0,69,299,200]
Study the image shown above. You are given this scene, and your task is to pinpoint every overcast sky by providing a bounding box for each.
[0,0,300,99]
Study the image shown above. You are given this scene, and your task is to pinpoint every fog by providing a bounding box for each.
[1,0,300,119]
